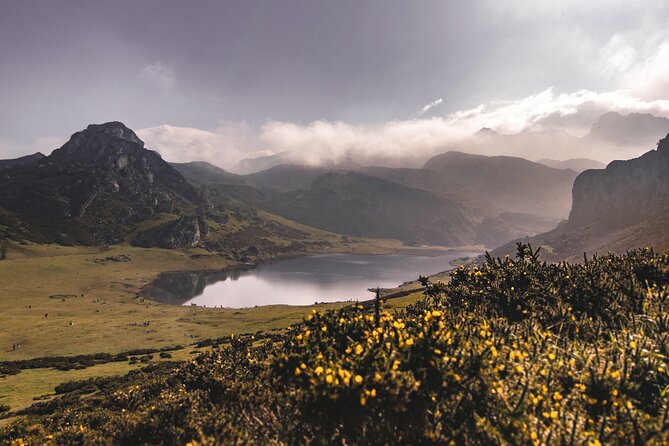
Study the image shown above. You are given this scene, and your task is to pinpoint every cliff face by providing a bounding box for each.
[492,134,669,261]
[569,134,669,229]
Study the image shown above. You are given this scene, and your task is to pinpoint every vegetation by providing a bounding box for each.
[2,244,668,445]
[0,237,401,360]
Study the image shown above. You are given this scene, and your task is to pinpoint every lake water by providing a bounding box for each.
[141,250,479,308]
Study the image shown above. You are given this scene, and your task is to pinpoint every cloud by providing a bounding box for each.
[624,38,669,99]
[256,88,669,166]
[600,35,637,74]
[139,62,176,89]
[416,98,443,117]
[136,85,669,172]
[137,122,269,169]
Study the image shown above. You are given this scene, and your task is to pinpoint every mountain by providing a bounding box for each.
[175,152,574,248]
[0,152,45,171]
[245,164,328,192]
[583,112,669,147]
[171,161,246,187]
[234,152,291,174]
[422,151,578,218]
[263,172,490,246]
[492,134,669,260]
[536,158,606,172]
[0,122,207,245]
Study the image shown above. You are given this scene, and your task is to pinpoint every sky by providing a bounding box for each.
[2,0,669,168]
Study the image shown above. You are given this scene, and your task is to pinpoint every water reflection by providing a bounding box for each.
[142,251,479,308]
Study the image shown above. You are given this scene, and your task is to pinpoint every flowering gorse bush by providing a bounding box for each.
[2,244,668,445]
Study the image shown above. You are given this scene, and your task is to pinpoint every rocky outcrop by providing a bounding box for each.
[568,134,669,230]
[133,216,209,249]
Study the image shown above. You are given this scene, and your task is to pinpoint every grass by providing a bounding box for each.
[0,236,402,361]
[0,231,413,416]
[0,347,197,414]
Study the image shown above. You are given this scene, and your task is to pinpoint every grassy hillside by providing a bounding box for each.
[2,244,667,444]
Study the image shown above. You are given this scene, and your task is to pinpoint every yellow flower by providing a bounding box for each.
[355,375,363,384]
[326,374,334,384]
[314,366,324,375]
[406,338,414,346]
[553,392,563,401]
[355,344,364,355]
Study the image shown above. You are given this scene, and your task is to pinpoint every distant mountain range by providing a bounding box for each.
[173,150,576,248]
[536,158,606,172]
[493,133,669,260]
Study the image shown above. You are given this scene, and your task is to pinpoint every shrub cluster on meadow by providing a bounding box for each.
[2,244,668,445]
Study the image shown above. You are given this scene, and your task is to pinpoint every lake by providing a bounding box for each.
[141,250,480,308]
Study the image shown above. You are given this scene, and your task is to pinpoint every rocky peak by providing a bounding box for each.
[84,122,144,146]
[49,121,147,165]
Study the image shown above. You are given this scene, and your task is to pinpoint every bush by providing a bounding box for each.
[2,245,668,445]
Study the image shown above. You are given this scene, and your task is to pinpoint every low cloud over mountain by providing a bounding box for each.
[137,91,669,173]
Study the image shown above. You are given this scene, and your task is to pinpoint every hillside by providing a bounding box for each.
[0,152,45,171]
[2,245,667,444]
[493,134,669,260]
[264,172,491,246]
[173,154,572,248]
[423,151,577,218]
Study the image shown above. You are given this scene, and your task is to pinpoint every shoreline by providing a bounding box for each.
[140,246,482,309]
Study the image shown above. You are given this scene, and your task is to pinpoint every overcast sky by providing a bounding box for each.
[2,0,669,165]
